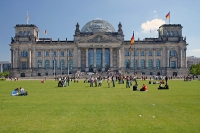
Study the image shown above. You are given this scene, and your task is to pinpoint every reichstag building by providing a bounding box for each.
[9,19,188,77]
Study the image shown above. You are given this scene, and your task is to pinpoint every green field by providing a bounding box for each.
[0,79,200,133]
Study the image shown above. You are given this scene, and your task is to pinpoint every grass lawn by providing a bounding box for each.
[0,79,200,133]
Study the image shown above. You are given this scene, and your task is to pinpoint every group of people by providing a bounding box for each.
[57,76,71,87]
[11,87,28,96]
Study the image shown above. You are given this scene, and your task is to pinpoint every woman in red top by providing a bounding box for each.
[140,84,147,91]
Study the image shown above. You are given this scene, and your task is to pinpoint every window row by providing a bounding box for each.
[125,51,161,56]
[37,51,73,57]
[37,60,73,70]
[125,59,161,69]
[19,31,31,36]
[125,50,177,56]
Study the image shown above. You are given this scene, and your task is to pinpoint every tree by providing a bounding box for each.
[3,71,9,78]
[190,63,200,75]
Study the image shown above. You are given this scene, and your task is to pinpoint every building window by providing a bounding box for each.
[23,31,26,36]
[68,60,73,70]
[148,51,153,56]
[22,61,27,69]
[141,51,145,56]
[46,52,49,56]
[88,49,94,70]
[156,60,160,69]
[45,60,50,70]
[170,61,176,68]
[104,48,110,69]
[141,59,145,69]
[38,52,42,57]
[125,51,130,56]
[21,50,28,57]
[61,60,65,69]
[170,50,177,56]
[69,51,73,57]
[133,51,137,56]
[19,31,22,36]
[125,60,130,69]
[61,51,64,57]
[53,52,56,57]
[27,31,31,35]
[148,60,153,69]
[96,49,102,70]
[133,59,138,69]
[53,60,57,69]
[38,60,42,69]
[156,51,161,56]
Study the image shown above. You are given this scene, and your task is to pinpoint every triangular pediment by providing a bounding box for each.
[77,34,121,43]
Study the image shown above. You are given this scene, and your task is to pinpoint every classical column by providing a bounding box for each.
[118,48,121,68]
[42,50,45,68]
[145,49,148,68]
[167,49,169,68]
[153,49,156,68]
[130,49,133,68]
[78,48,81,68]
[180,49,182,68]
[102,48,105,68]
[11,49,13,68]
[28,50,31,69]
[15,48,18,69]
[138,50,140,68]
[94,48,96,68]
[57,50,60,68]
[110,47,113,69]
[86,48,88,68]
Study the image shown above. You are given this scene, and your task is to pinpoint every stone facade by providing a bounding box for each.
[9,19,189,77]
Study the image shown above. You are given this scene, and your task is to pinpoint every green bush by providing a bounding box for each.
[0,78,6,81]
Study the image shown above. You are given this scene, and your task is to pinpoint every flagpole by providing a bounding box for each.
[169,11,170,24]
[68,51,69,76]
[133,31,135,74]
[61,61,62,75]
[54,56,55,78]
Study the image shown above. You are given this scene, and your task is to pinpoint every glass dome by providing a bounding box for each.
[81,18,116,33]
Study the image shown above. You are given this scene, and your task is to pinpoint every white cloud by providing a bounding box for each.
[141,19,165,33]
[191,49,200,52]
[153,10,156,13]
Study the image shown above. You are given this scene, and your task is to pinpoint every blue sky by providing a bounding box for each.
[0,0,199,61]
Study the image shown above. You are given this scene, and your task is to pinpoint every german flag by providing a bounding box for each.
[166,12,170,20]
[129,31,134,51]
[131,32,134,44]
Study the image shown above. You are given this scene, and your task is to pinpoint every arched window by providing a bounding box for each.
[170,50,177,56]
[19,31,22,36]
[38,60,42,69]
[69,51,73,57]
[148,60,153,69]
[148,51,153,56]
[21,50,28,57]
[23,31,26,36]
[61,60,65,69]
[45,60,50,70]
[125,51,130,56]
[125,60,130,69]
[133,59,138,69]
[68,59,73,70]
[53,60,57,69]
[141,51,145,56]
[141,59,145,69]
[156,60,160,69]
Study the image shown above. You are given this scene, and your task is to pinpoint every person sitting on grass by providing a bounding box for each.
[140,84,147,91]
[20,87,25,94]
[133,84,138,91]
[158,83,163,89]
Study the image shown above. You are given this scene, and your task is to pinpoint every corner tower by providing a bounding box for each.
[12,24,39,43]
